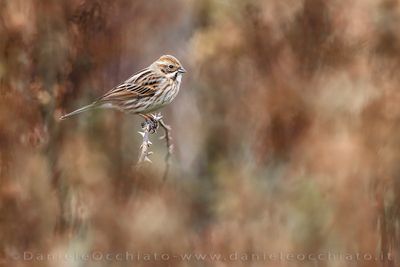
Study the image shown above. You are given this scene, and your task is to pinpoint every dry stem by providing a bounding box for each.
[137,113,173,180]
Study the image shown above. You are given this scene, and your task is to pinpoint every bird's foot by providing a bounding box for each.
[141,113,162,134]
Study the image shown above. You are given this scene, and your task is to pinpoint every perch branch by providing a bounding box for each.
[137,113,162,164]
[137,122,152,164]
[136,113,173,181]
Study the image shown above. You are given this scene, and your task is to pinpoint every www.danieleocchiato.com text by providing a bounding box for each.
[8,251,394,263]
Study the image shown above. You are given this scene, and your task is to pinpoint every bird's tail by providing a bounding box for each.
[60,103,97,120]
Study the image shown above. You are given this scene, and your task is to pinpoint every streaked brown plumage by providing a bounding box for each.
[60,55,186,120]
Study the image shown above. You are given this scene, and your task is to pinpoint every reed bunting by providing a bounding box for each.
[60,55,186,120]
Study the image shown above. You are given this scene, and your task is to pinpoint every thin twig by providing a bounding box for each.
[159,119,173,181]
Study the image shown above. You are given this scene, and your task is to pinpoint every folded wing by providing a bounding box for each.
[96,69,166,104]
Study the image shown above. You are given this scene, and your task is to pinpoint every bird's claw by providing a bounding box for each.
[148,119,159,133]
[141,113,162,133]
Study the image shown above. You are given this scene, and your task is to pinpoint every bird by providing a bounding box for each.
[60,55,186,122]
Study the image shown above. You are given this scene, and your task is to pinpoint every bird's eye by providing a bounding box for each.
[168,65,174,69]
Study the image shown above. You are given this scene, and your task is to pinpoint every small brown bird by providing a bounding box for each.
[60,55,186,120]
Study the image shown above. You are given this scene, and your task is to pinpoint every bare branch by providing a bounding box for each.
[137,122,152,164]
[137,113,161,164]
[136,112,173,181]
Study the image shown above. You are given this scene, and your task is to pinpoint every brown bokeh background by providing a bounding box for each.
[1,0,400,266]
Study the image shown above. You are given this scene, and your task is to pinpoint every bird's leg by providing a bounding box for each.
[139,114,150,128]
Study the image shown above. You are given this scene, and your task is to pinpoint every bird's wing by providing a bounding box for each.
[96,69,165,103]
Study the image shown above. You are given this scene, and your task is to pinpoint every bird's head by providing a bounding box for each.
[152,55,186,80]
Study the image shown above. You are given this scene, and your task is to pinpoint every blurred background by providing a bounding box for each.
[1,0,400,266]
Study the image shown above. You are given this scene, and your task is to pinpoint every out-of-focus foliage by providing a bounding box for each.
[1,0,400,266]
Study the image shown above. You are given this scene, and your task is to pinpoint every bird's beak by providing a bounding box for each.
[178,67,187,73]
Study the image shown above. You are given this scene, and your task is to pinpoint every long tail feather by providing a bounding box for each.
[60,103,97,120]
